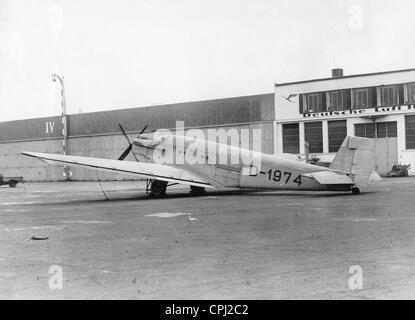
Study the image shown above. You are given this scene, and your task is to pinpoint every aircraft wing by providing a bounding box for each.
[303,170,354,185]
[22,152,214,189]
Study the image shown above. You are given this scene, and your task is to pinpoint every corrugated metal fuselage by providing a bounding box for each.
[131,135,352,192]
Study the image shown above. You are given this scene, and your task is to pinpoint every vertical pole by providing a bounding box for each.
[299,122,305,154]
[53,73,70,181]
[61,76,70,181]
[322,120,329,153]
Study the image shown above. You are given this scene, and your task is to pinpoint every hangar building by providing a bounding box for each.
[275,68,415,176]
[0,94,274,181]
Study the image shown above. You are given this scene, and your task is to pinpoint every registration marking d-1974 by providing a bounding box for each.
[259,169,302,186]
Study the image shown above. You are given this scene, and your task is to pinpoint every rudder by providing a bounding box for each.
[329,136,376,188]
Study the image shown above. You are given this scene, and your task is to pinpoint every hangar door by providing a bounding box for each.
[355,121,398,176]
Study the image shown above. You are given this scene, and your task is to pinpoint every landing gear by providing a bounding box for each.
[189,186,206,196]
[148,180,167,198]
[8,180,17,188]
[351,187,360,195]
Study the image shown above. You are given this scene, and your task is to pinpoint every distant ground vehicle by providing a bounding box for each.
[386,164,411,177]
[0,174,23,188]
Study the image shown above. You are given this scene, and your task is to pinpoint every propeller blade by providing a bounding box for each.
[131,151,139,162]
[118,123,142,162]
[138,124,148,137]
[118,124,132,145]
[132,124,148,162]
[118,144,132,160]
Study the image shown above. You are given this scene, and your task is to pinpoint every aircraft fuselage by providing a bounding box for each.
[131,134,352,192]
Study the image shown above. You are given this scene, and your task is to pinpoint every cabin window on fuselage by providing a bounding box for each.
[282,123,300,154]
[328,120,347,152]
[304,121,323,153]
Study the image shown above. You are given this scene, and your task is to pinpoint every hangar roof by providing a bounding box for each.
[274,68,415,87]
[0,93,274,142]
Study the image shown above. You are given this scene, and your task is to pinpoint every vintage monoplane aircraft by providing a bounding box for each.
[22,124,379,197]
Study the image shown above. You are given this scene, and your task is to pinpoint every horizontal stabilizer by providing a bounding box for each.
[303,171,354,185]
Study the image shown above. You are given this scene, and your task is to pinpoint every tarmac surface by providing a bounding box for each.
[1,178,415,299]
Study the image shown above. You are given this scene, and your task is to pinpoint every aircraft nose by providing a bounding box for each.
[133,133,162,147]
[133,137,150,147]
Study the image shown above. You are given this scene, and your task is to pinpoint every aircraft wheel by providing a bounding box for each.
[400,170,408,177]
[189,186,206,196]
[149,180,167,198]
[351,187,360,195]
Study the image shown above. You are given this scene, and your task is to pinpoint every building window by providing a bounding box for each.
[328,90,343,111]
[353,88,368,108]
[405,115,415,149]
[304,121,323,153]
[282,123,300,154]
[328,120,347,152]
[304,92,326,113]
[381,85,398,106]
[376,122,397,138]
[308,94,320,112]
[355,123,376,138]
[406,83,415,104]
[352,87,377,109]
[355,122,397,138]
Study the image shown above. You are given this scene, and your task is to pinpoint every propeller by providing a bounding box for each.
[138,124,148,136]
[118,123,148,161]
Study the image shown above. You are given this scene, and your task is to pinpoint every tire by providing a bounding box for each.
[351,187,360,195]
[189,186,206,196]
[9,181,17,188]
[149,180,167,198]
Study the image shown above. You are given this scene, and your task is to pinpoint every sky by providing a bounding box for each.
[0,0,415,121]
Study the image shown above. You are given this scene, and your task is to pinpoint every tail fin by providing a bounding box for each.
[329,136,376,188]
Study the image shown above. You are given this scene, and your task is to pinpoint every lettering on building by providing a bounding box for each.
[303,105,414,118]
[45,121,56,133]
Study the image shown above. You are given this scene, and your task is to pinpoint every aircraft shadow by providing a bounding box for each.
[30,188,378,207]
